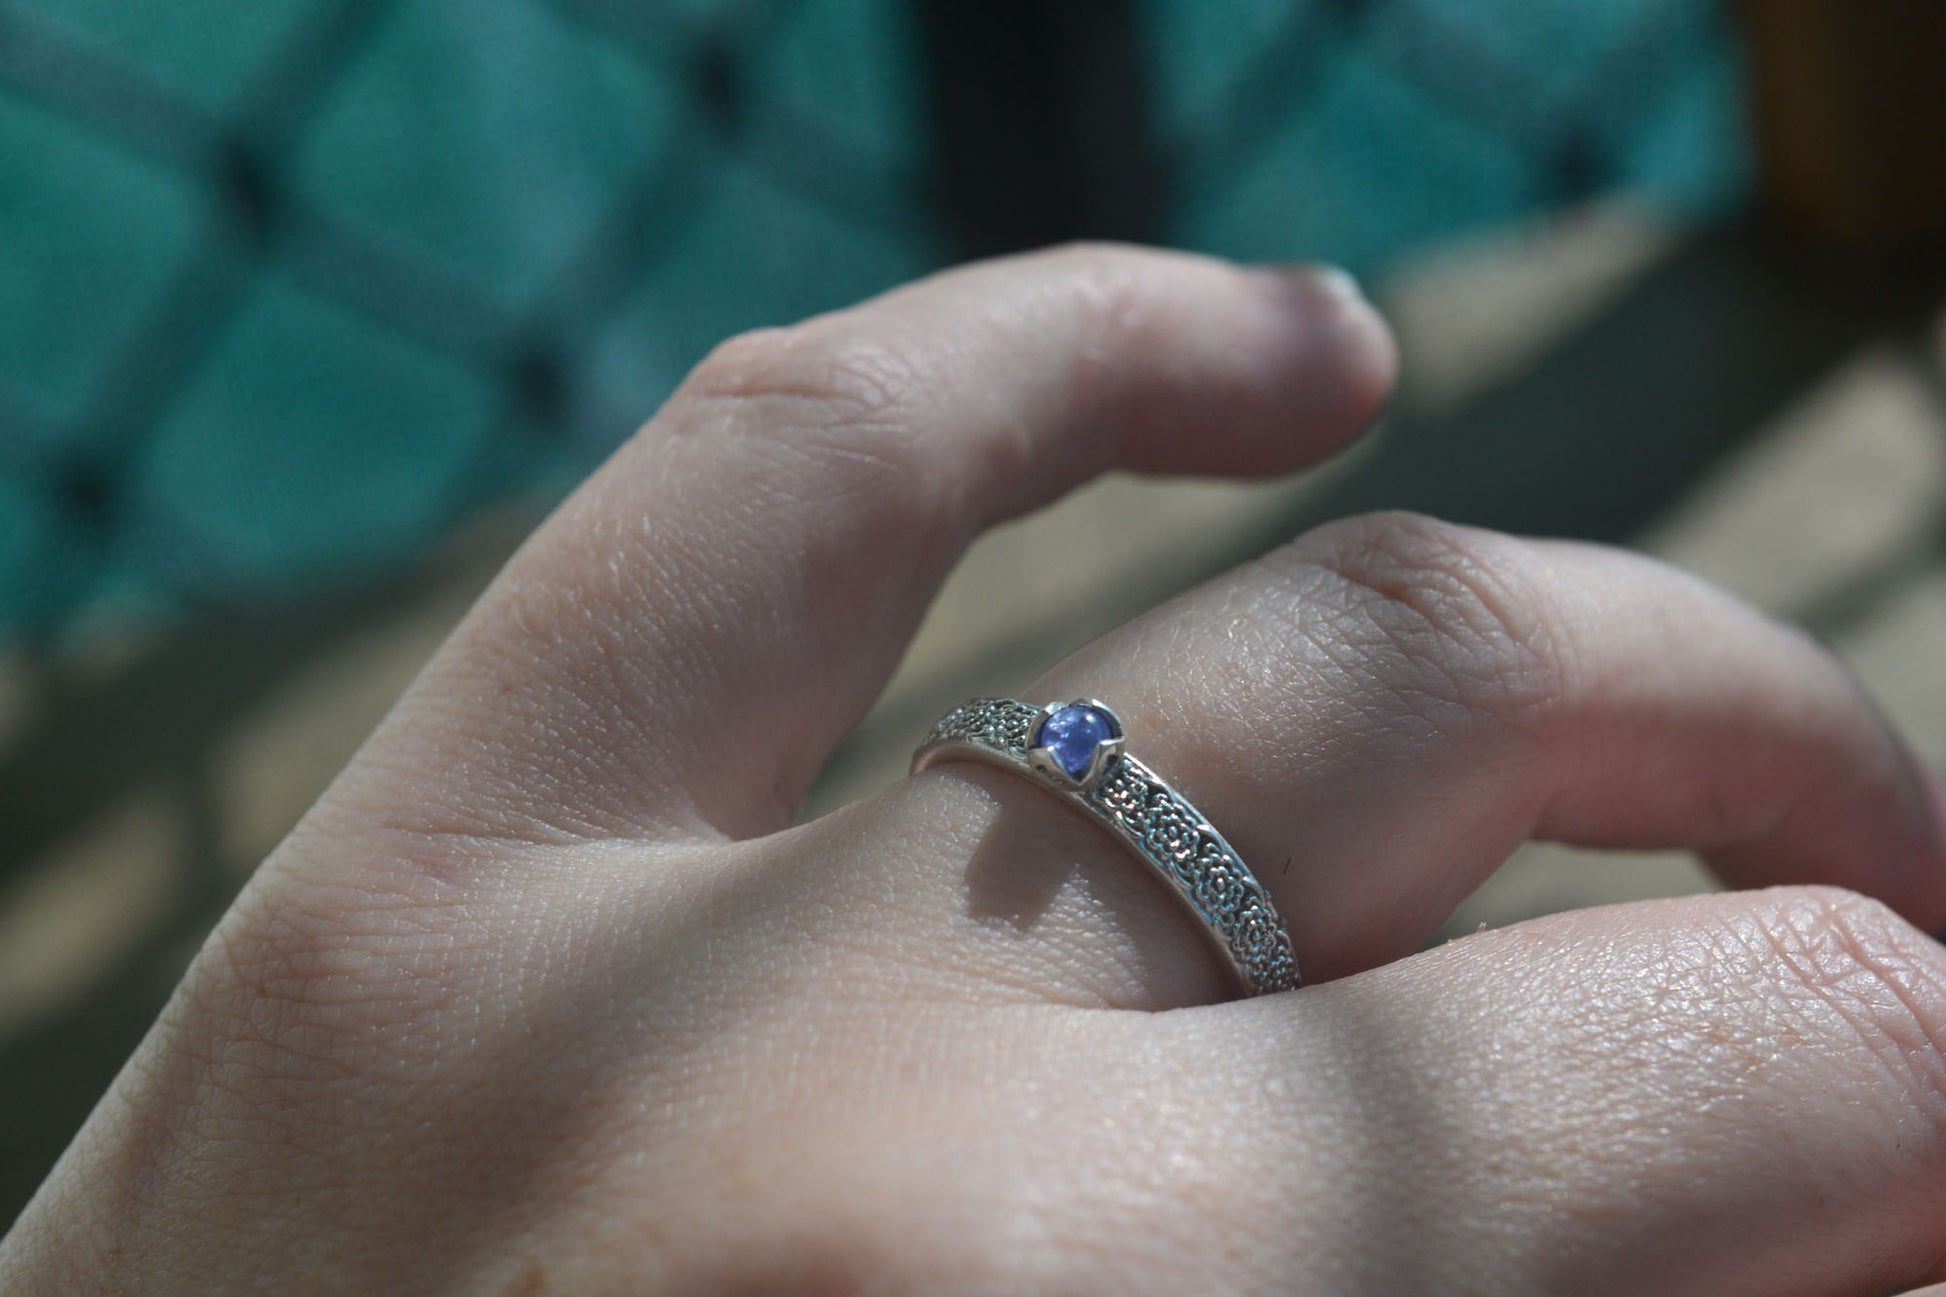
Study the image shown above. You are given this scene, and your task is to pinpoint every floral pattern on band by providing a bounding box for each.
[913,698,1301,996]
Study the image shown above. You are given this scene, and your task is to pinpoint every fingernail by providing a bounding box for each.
[1308,264,1369,309]
[1255,263,1370,311]
[1248,262,1398,417]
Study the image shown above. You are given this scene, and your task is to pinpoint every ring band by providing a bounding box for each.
[911,698,1301,996]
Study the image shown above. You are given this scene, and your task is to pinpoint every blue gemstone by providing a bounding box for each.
[1039,704,1117,779]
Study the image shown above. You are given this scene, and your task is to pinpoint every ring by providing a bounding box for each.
[911,698,1301,996]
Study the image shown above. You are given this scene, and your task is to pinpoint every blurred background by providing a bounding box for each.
[3,0,1945,1225]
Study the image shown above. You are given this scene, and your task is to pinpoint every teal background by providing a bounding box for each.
[0,0,1748,643]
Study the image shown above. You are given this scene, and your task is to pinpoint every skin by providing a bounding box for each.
[6,244,1946,1294]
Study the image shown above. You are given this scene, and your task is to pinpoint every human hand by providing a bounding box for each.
[7,245,1946,1295]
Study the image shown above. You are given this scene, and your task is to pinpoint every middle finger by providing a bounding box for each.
[830,510,1946,1007]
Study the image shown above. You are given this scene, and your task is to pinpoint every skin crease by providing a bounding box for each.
[7,245,1946,1295]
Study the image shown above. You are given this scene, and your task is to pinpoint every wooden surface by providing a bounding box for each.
[1738,0,1946,250]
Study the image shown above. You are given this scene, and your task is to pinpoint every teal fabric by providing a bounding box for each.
[0,0,1746,642]
[1146,0,1747,270]
[128,272,502,589]
[0,93,202,440]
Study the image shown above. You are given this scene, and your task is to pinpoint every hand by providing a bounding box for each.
[7,245,1946,1296]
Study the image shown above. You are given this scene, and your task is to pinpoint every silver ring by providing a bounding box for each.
[911,698,1301,996]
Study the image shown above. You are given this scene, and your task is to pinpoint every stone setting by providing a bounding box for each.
[1035,703,1119,781]
[913,697,1301,994]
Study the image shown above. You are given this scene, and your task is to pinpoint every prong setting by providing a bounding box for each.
[1027,698,1126,791]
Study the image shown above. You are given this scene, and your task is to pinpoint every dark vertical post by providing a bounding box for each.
[914,0,1170,259]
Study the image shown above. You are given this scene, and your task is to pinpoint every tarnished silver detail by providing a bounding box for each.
[911,698,1301,996]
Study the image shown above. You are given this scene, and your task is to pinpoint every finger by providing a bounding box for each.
[1143,887,1946,1295]
[330,244,1394,851]
[873,511,1946,1006]
[637,888,1946,1293]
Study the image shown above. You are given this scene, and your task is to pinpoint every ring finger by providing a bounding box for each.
[811,510,1946,1008]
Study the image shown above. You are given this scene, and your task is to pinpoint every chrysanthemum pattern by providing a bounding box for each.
[915,698,1300,995]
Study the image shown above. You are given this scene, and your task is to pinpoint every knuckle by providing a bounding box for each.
[1272,510,1567,727]
[665,321,949,543]
[1039,241,1154,318]
[1728,884,1946,1129]
[1022,239,1152,309]
[677,322,921,454]
[1744,886,1946,1117]
[1039,242,1190,370]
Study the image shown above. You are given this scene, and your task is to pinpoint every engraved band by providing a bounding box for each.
[910,697,1301,996]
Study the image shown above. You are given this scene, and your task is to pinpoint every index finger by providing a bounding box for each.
[320,245,1395,862]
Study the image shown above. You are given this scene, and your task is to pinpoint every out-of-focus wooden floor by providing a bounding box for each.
[3,204,1944,1223]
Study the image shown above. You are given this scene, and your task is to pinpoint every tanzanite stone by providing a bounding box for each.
[1038,704,1117,780]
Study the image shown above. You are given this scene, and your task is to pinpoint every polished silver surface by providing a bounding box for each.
[911,698,1301,996]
